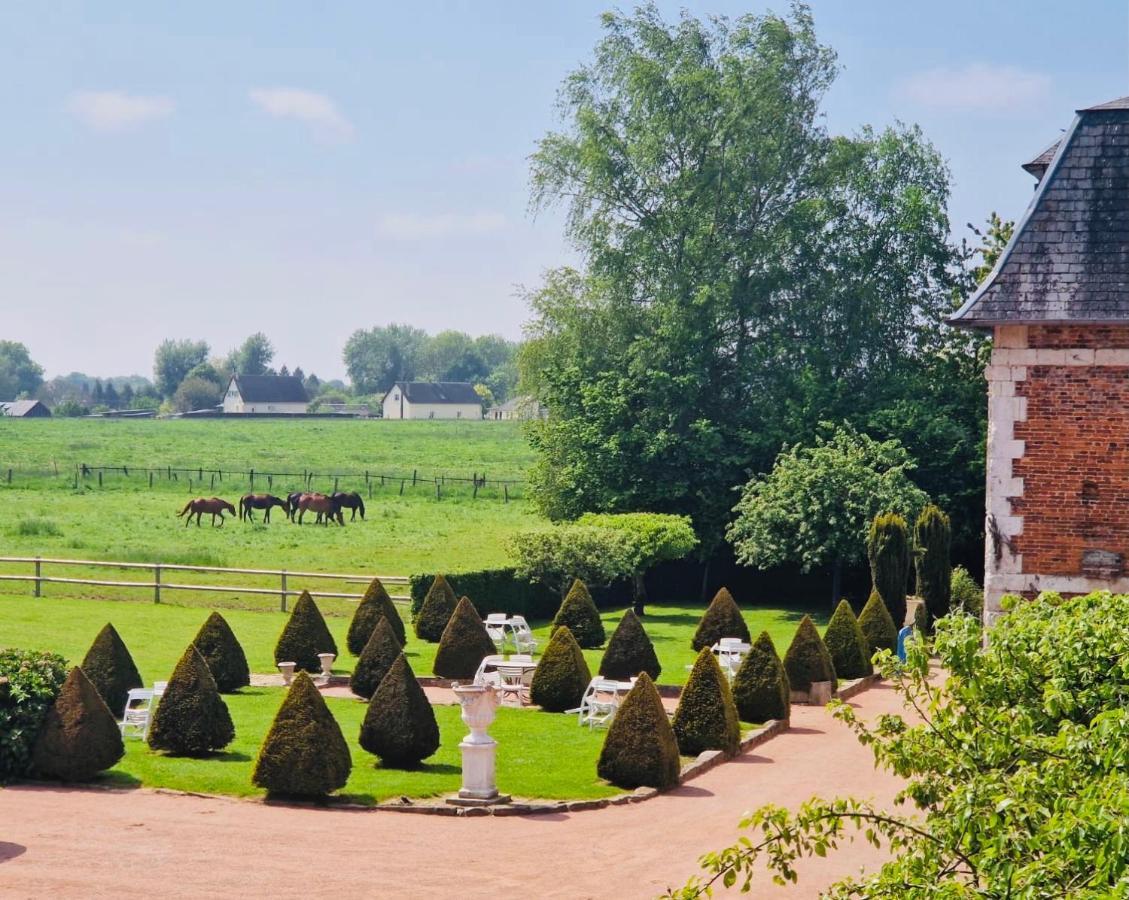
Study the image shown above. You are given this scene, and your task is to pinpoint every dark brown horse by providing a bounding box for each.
[296,492,344,526]
[239,493,289,523]
[331,491,365,521]
[177,497,237,527]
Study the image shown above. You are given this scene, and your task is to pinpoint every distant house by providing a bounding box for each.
[382,382,482,420]
[222,375,309,414]
[0,400,51,418]
[488,396,546,421]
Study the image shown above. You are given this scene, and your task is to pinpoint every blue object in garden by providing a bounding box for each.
[896,625,914,663]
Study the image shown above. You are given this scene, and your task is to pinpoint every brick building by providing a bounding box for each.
[950,96,1129,622]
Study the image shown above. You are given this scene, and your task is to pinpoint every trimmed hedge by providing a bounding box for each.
[30,666,124,782]
[732,631,790,723]
[596,673,680,790]
[530,626,591,712]
[349,617,403,700]
[409,568,632,620]
[691,587,750,651]
[359,655,440,768]
[274,591,338,673]
[148,645,235,757]
[414,574,459,642]
[551,579,605,649]
[823,600,872,679]
[782,615,837,693]
[951,566,983,619]
[868,512,911,628]
[348,577,405,653]
[253,671,351,797]
[859,589,898,657]
[81,623,143,716]
[433,596,496,680]
[192,612,250,693]
[599,609,661,681]
[672,648,740,757]
[0,649,68,781]
[914,505,952,626]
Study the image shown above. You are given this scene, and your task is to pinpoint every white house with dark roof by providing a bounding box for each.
[0,400,51,418]
[222,375,309,414]
[382,382,482,420]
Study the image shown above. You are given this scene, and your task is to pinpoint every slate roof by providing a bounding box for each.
[0,400,51,417]
[230,375,308,404]
[950,96,1129,328]
[392,382,481,404]
[1021,138,1061,178]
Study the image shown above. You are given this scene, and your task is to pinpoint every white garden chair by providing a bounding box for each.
[714,639,751,680]
[120,688,156,740]
[509,616,539,654]
[484,614,509,652]
[153,681,168,696]
[568,678,622,729]
[495,664,533,707]
[473,655,505,688]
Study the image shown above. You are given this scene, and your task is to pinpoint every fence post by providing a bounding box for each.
[413,469,417,486]
[280,570,288,612]
[98,470,102,487]
[504,484,509,504]
[436,479,441,501]
[399,479,405,496]
[154,563,162,604]
[250,468,255,489]
[149,471,154,489]
[33,556,41,597]
[334,476,339,492]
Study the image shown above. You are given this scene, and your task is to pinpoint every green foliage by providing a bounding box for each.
[359,655,440,768]
[414,574,459,642]
[348,577,405,654]
[30,666,123,781]
[822,600,872,680]
[148,644,235,757]
[731,632,790,724]
[80,622,143,716]
[970,211,1015,284]
[691,588,750,651]
[598,609,661,681]
[782,616,836,693]
[551,579,606,649]
[172,375,224,413]
[913,505,951,625]
[153,338,209,399]
[950,565,982,619]
[0,648,68,780]
[274,591,337,673]
[509,525,636,594]
[432,597,496,680]
[192,612,250,693]
[575,513,698,576]
[252,671,351,797]
[0,340,45,398]
[868,512,911,627]
[409,569,561,620]
[858,589,898,657]
[672,648,740,757]
[597,672,680,789]
[530,626,592,712]
[349,617,403,700]
[226,332,275,377]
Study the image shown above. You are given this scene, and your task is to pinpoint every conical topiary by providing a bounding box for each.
[867,512,911,628]
[914,505,952,627]
[81,623,143,717]
[598,609,661,681]
[596,673,680,790]
[551,579,606,649]
[530,626,592,712]
[822,600,872,680]
[192,611,250,693]
[433,596,496,680]
[732,631,790,723]
[359,654,440,768]
[782,616,837,694]
[274,591,338,673]
[252,671,351,797]
[30,666,124,781]
[858,589,898,657]
[414,574,459,642]
[690,587,751,651]
[148,644,235,757]
[349,617,403,700]
[347,577,406,653]
[671,648,740,757]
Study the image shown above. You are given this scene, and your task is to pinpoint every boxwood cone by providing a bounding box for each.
[253,671,351,797]
[914,504,952,627]
[148,644,235,757]
[30,666,124,782]
[359,654,440,768]
[349,616,403,700]
[596,673,680,790]
[192,611,250,693]
[671,648,740,757]
[732,631,790,723]
[822,599,872,680]
[550,579,606,649]
[274,591,338,673]
[414,574,459,642]
[858,589,898,657]
[530,625,591,712]
[598,609,661,681]
[347,577,405,653]
[782,615,837,693]
[432,596,496,680]
[867,512,911,628]
[690,587,750,651]
[80,622,143,717]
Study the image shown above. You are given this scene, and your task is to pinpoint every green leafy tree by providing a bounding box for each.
[969,211,1015,284]
[343,324,429,394]
[153,338,210,398]
[0,341,44,398]
[172,376,224,413]
[868,512,912,628]
[510,525,635,595]
[226,332,275,376]
[914,505,952,629]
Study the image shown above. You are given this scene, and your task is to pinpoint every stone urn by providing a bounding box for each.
[447,683,510,806]
[318,653,336,676]
[277,661,296,685]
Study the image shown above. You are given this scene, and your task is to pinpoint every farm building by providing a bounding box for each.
[0,399,51,418]
[488,396,547,420]
[382,382,481,420]
[950,95,1129,623]
[222,375,308,414]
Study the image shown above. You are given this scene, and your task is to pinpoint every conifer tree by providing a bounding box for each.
[414,574,459,642]
[347,577,406,653]
[822,600,872,680]
[550,579,606,648]
[782,615,837,693]
[672,648,740,756]
[148,645,235,757]
[81,623,143,717]
[30,666,124,781]
[732,631,790,723]
[598,609,661,681]
[359,655,440,768]
[192,611,250,693]
[274,591,338,673]
[530,626,591,712]
[858,589,899,657]
[432,596,496,679]
[914,505,952,630]
[691,587,751,651]
[868,512,911,628]
[597,673,680,789]
[349,617,403,700]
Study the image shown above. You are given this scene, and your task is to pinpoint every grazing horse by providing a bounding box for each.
[177,497,237,527]
[239,493,289,523]
[286,491,305,522]
[297,492,344,526]
[331,491,366,521]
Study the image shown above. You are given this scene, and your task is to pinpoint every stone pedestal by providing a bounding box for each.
[447,683,510,807]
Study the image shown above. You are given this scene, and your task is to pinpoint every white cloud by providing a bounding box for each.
[376,211,508,240]
[68,91,175,131]
[895,64,1051,112]
[248,88,354,139]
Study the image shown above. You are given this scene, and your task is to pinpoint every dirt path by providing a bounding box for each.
[0,681,916,899]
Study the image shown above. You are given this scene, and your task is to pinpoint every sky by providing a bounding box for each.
[2,1,1127,382]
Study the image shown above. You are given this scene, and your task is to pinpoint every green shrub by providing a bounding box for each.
[858,588,898,657]
[530,626,591,712]
[414,574,459,642]
[148,644,235,757]
[81,623,143,716]
[409,568,563,620]
[691,587,751,651]
[672,648,740,757]
[0,649,68,780]
[598,609,661,681]
[29,666,124,782]
[347,577,405,654]
[432,596,496,679]
[822,600,872,680]
[274,591,338,673]
[596,673,680,790]
[359,655,440,768]
[252,671,351,797]
[349,617,402,700]
[551,579,606,649]
[868,512,911,627]
[951,566,983,619]
[782,615,837,693]
[914,505,952,626]
[731,631,790,723]
[192,612,250,693]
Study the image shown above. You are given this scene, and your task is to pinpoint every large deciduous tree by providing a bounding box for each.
[343,324,429,395]
[0,341,45,399]
[153,339,210,399]
[226,332,275,376]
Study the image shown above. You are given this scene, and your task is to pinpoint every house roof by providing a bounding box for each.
[1020,138,1061,178]
[0,400,49,417]
[389,382,481,404]
[229,375,308,404]
[950,96,1129,329]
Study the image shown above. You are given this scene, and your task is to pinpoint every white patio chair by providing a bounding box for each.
[484,623,507,652]
[120,688,156,739]
[153,681,168,696]
[714,640,751,680]
[509,616,539,654]
[473,655,505,688]
[495,664,533,706]
[569,678,622,728]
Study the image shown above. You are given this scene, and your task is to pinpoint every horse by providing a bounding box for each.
[297,492,344,526]
[239,493,289,523]
[177,497,237,527]
[286,491,305,522]
[331,491,365,521]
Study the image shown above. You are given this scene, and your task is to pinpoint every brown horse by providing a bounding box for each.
[177,497,237,527]
[239,493,289,523]
[331,491,365,521]
[296,492,344,526]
